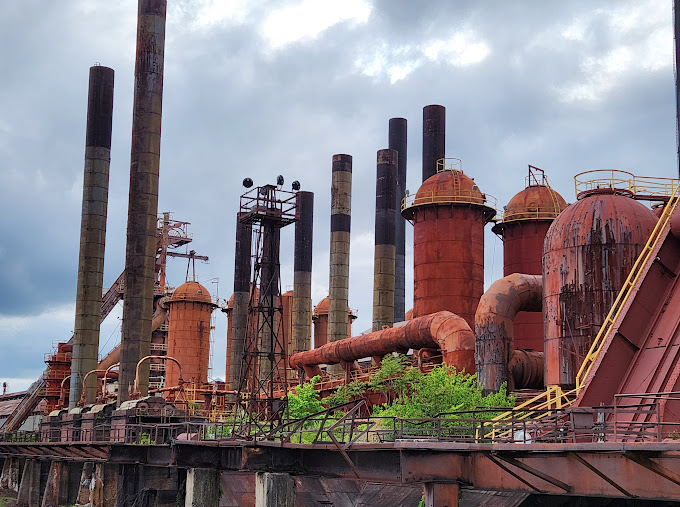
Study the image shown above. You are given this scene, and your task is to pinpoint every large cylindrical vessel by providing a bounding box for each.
[312,297,355,349]
[422,105,445,182]
[70,65,115,408]
[373,149,398,331]
[389,118,407,323]
[165,281,213,388]
[491,173,567,352]
[119,0,167,403]
[543,191,657,387]
[292,191,314,356]
[228,214,252,391]
[402,164,495,329]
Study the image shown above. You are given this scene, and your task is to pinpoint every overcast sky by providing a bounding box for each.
[1,0,678,392]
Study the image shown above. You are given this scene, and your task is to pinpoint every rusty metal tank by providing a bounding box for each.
[543,190,657,387]
[492,168,567,351]
[402,161,495,328]
[165,281,214,388]
[312,296,355,349]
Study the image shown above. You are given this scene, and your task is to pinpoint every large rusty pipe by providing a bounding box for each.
[119,0,167,405]
[422,105,445,182]
[389,118,407,322]
[289,311,475,374]
[328,154,352,374]
[133,355,182,398]
[70,65,115,408]
[292,191,314,356]
[229,213,252,391]
[474,273,542,393]
[373,149,398,331]
[509,350,543,390]
[102,363,120,400]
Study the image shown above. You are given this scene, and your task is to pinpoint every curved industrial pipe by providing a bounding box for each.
[58,375,71,409]
[97,296,169,371]
[289,311,474,376]
[508,350,543,390]
[78,370,108,407]
[101,363,120,401]
[132,355,183,399]
[474,273,542,393]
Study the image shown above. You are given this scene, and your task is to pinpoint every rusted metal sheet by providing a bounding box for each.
[543,193,657,387]
[165,282,213,388]
[290,311,474,374]
[474,273,542,392]
[71,65,115,408]
[373,149,398,331]
[422,105,445,182]
[404,170,494,328]
[389,118,408,323]
[119,0,167,404]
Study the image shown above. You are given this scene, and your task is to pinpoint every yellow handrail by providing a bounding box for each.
[574,170,680,200]
[575,181,680,391]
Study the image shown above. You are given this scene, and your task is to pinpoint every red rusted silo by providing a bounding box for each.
[165,281,214,388]
[402,160,495,328]
[543,190,657,387]
[492,167,567,351]
[312,297,355,349]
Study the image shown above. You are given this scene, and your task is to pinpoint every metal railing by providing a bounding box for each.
[574,170,680,201]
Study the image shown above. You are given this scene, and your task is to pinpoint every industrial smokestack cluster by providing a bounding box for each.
[69,65,115,408]
[119,0,167,404]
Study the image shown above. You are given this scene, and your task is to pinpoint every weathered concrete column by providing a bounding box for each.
[388,117,407,323]
[185,468,220,507]
[229,214,252,392]
[119,0,168,404]
[255,472,295,507]
[17,459,40,507]
[372,149,398,332]
[292,191,314,357]
[329,154,352,375]
[0,456,20,492]
[41,461,69,507]
[70,64,115,408]
[423,482,459,507]
[76,462,95,505]
[422,105,445,182]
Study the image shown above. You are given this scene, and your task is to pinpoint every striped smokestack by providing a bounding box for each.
[388,118,407,323]
[292,191,314,357]
[372,149,398,332]
[328,154,352,373]
[69,65,115,408]
[118,0,167,404]
[422,105,445,182]
[229,214,252,391]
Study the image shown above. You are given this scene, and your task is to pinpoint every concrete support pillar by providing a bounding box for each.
[388,117,407,323]
[41,461,68,507]
[0,456,20,492]
[329,154,352,375]
[422,105,445,182]
[292,191,314,356]
[255,472,295,507]
[17,459,40,507]
[185,468,220,507]
[423,482,459,507]
[119,0,168,404]
[229,214,252,392]
[70,64,115,408]
[372,149,398,332]
[77,462,95,505]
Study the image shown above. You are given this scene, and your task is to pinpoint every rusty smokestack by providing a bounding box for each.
[70,65,115,408]
[118,0,167,404]
[372,149,398,331]
[229,213,252,391]
[292,191,314,356]
[328,154,352,374]
[389,118,407,322]
[422,105,445,182]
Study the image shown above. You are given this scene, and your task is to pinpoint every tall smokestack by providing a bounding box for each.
[229,214,252,391]
[388,118,407,322]
[328,154,352,374]
[292,191,314,357]
[118,0,167,404]
[70,65,115,408]
[422,105,445,182]
[372,149,398,331]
